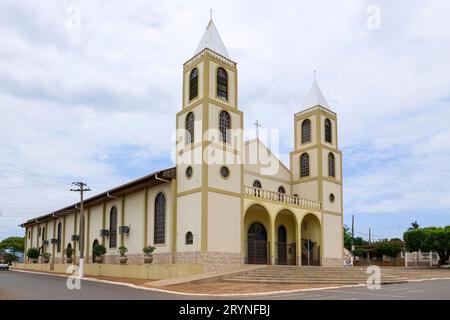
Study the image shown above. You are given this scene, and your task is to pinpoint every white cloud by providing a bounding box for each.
[0,0,449,239]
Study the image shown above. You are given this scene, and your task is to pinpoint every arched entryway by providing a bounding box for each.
[275,209,297,265]
[92,239,99,263]
[300,213,321,266]
[244,203,271,265]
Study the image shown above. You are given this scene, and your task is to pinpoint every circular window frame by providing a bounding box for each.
[185,166,193,180]
[220,166,230,179]
[329,193,335,203]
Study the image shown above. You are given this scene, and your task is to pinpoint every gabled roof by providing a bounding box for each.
[194,19,230,59]
[302,79,329,109]
[20,167,176,227]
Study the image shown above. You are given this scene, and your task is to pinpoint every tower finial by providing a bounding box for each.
[314,70,317,81]
[210,8,212,20]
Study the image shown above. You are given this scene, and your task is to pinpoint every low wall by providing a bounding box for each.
[12,263,204,280]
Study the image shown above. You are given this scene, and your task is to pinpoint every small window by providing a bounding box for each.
[186,166,193,179]
[220,166,230,178]
[325,119,332,143]
[219,110,231,143]
[217,67,228,100]
[302,119,311,144]
[328,152,335,177]
[293,194,299,198]
[185,112,194,144]
[329,193,335,203]
[253,180,262,189]
[277,186,286,201]
[300,153,310,177]
[189,68,198,101]
[42,227,45,241]
[185,231,193,245]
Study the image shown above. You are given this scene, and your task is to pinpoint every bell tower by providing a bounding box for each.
[175,18,244,267]
[290,79,344,266]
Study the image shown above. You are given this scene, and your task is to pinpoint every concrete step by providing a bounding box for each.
[223,278,407,284]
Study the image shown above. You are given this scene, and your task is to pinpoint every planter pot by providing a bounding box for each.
[43,258,50,263]
[66,257,73,264]
[95,256,104,263]
[118,256,128,264]
[144,254,153,264]
[31,258,38,263]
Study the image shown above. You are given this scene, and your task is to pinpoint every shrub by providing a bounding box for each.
[93,244,107,257]
[26,248,40,259]
[118,246,128,257]
[66,247,73,258]
[143,245,156,255]
[42,252,51,259]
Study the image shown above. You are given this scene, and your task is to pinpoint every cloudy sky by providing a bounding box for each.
[1,0,449,241]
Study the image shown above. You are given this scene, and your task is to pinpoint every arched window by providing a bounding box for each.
[328,152,335,177]
[219,110,231,143]
[185,232,193,245]
[57,223,62,253]
[253,180,262,189]
[217,67,228,100]
[325,119,332,143]
[154,193,166,244]
[302,119,311,144]
[189,68,198,101]
[278,186,286,201]
[109,207,117,248]
[185,112,194,144]
[300,153,310,177]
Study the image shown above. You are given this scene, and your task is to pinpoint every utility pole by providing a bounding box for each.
[369,227,371,243]
[351,215,355,251]
[70,182,91,278]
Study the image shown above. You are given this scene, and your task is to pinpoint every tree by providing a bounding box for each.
[422,227,449,265]
[403,226,450,265]
[0,236,25,253]
[408,221,420,230]
[343,225,352,250]
[403,229,425,252]
[374,241,402,260]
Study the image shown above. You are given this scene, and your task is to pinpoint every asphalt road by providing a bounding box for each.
[1,270,449,300]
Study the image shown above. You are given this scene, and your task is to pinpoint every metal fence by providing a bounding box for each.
[245,240,270,265]
[275,242,296,265]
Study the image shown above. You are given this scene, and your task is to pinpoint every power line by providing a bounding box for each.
[0,162,70,188]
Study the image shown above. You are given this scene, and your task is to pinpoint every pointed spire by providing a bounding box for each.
[194,18,230,59]
[302,74,329,109]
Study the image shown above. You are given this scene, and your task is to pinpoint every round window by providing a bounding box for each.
[329,193,335,203]
[220,166,230,178]
[185,166,193,179]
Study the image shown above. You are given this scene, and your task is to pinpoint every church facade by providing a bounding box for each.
[21,19,344,269]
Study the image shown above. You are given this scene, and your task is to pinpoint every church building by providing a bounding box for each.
[21,18,344,270]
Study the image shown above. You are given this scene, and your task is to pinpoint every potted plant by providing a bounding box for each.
[66,247,73,264]
[142,245,156,264]
[118,246,128,264]
[26,248,40,263]
[42,252,51,263]
[93,244,107,263]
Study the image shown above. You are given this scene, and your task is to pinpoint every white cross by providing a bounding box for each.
[254,119,261,140]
